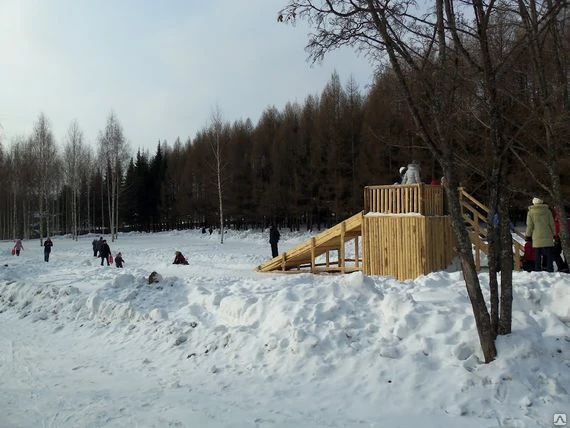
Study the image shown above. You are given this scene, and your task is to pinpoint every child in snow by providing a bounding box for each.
[522,237,535,272]
[115,252,124,268]
[13,239,24,256]
[173,251,189,265]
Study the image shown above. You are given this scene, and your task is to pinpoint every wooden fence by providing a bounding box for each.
[364,184,444,216]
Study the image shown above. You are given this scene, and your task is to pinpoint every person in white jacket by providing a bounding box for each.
[402,160,421,184]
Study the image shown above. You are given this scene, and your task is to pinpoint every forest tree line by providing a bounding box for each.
[0,4,569,245]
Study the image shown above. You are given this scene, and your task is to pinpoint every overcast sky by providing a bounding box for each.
[0,0,374,153]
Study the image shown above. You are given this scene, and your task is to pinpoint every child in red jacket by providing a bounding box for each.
[522,237,535,272]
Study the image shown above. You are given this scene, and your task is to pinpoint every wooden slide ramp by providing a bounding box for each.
[256,211,363,273]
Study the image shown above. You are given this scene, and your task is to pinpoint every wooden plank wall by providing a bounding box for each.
[425,216,456,272]
[363,215,455,280]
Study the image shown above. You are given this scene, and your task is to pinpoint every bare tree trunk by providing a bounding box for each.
[39,195,44,245]
[107,169,113,241]
[101,173,104,234]
[498,198,514,335]
[115,176,119,239]
[11,192,16,239]
[87,181,91,234]
[72,189,77,240]
[217,135,224,244]
[446,177,497,363]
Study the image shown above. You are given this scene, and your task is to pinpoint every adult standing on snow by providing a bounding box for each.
[44,237,53,262]
[99,240,111,266]
[92,237,102,257]
[525,197,555,272]
[402,160,421,184]
[269,224,280,258]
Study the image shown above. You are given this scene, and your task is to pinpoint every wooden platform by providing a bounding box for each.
[256,211,364,273]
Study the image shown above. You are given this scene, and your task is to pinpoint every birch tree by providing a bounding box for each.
[63,120,86,241]
[209,106,228,243]
[30,113,58,245]
[98,112,129,242]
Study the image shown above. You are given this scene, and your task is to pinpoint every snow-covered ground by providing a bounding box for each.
[0,229,568,428]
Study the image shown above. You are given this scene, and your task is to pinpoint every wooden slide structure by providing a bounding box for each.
[257,184,456,279]
[257,184,523,278]
[256,211,364,274]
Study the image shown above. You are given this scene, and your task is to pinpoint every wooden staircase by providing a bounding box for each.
[256,211,364,273]
[459,188,524,270]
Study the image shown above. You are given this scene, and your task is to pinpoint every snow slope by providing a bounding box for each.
[0,229,568,427]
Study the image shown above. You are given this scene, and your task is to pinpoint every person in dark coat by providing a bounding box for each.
[92,237,102,257]
[44,237,53,262]
[99,240,111,266]
[269,225,280,258]
[173,251,189,265]
[115,252,124,268]
[395,166,407,184]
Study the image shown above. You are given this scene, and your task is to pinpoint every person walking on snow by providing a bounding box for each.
[92,237,102,257]
[99,240,111,266]
[269,224,280,258]
[13,239,24,256]
[44,237,53,262]
[115,252,124,268]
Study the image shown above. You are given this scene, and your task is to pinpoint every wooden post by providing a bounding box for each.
[281,253,287,271]
[340,221,346,272]
[474,215,481,271]
[362,213,368,274]
[419,184,424,215]
[310,237,316,273]
[355,235,360,269]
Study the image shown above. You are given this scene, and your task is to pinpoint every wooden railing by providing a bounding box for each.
[459,188,524,271]
[364,184,444,216]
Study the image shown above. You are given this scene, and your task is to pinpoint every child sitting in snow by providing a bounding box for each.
[115,252,124,268]
[173,251,189,265]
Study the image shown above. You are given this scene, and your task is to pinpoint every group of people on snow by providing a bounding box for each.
[90,237,125,268]
[10,235,191,268]
[11,237,53,262]
[92,236,116,266]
